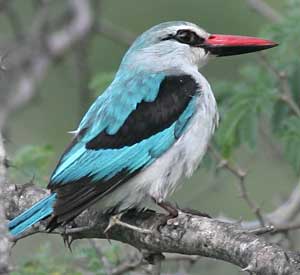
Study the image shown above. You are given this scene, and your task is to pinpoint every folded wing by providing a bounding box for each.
[47,72,199,229]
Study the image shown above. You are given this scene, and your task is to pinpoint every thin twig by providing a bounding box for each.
[218,181,300,231]
[272,222,300,234]
[209,145,266,226]
[238,175,266,226]
[248,221,300,236]
[0,0,94,130]
[95,20,135,47]
[248,225,275,235]
[259,118,284,160]
[245,0,282,23]
[6,184,300,274]
[258,53,300,117]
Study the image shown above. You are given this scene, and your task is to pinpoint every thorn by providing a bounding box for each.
[62,226,74,252]
[105,236,112,245]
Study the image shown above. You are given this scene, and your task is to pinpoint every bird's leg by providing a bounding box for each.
[156,200,179,218]
[152,197,179,228]
[153,198,211,219]
[104,213,152,234]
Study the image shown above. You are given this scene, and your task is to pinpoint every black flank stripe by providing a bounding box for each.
[86,75,199,150]
[47,168,140,231]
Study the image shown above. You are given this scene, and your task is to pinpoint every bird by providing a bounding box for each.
[8,21,277,236]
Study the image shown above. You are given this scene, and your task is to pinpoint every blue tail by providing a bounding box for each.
[8,193,56,236]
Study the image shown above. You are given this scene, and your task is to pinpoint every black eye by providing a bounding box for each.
[175,30,205,46]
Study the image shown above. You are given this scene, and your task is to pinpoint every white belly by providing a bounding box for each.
[97,76,218,212]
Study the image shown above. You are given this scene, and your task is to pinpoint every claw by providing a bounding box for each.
[62,233,73,252]
[153,198,179,218]
[152,198,179,231]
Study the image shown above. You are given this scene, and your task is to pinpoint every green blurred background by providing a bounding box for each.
[3,0,297,274]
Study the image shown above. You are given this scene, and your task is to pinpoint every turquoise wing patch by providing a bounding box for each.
[50,73,199,186]
[47,72,199,226]
[51,124,176,184]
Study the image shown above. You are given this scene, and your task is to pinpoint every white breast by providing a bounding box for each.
[98,71,219,212]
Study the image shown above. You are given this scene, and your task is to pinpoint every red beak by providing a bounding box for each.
[203,34,278,56]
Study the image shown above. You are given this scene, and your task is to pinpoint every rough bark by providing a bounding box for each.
[3,182,300,275]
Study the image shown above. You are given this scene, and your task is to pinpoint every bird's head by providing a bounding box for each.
[120,21,278,72]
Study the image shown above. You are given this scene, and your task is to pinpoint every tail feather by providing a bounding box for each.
[8,193,56,236]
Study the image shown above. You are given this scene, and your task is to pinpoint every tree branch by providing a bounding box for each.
[245,0,283,23]
[47,0,92,57]
[209,145,266,226]
[234,182,300,230]
[0,0,136,131]
[0,135,12,275]
[0,0,93,130]
[4,182,300,275]
[258,53,300,118]
[95,20,135,47]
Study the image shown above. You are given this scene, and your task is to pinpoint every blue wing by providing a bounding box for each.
[47,72,199,228]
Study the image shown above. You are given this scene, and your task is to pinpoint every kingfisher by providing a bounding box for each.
[8,21,277,236]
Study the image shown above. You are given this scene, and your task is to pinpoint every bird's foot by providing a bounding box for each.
[153,198,212,230]
[104,213,152,234]
[61,225,74,251]
[156,200,179,218]
[62,233,74,252]
[153,198,179,219]
[152,198,179,229]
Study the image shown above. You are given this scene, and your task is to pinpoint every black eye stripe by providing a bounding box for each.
[161,29,205,46]
[161,34,174,41]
